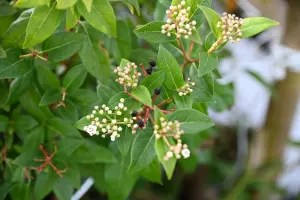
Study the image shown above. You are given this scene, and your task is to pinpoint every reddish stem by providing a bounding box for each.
[139,64,148,76]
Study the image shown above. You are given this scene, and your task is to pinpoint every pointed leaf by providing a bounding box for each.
[198,6,221,38]
[131,85,152,107]
[241,17,279,38]
[57,0,77,9]
[141,70,165,93]
[117,127,134,156]
[62,64,87,94]
[198,51,218,76]
[173,93,193,109]
[66,7,80,30]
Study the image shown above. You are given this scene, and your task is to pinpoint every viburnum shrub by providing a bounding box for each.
[0,0,278,199]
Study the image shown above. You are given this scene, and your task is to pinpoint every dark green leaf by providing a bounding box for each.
[42,32,85,62]
[131,85,152,107]
[198,51,218,76]
[173,93,193,109]
[36,65,60,91]
[0,182,15,200]
[134,21,176,43]
[210,82,234,112]
[62,64,87,94]
[167,109,214,133]
[0,80,9,107]
[241,17,279,38]
[23,126,44,150]
[53,179,73,200]
[0,46,6,58]
[14,115,38,132]
[97,83,117,103]
[63,163,81,188]
[47,118,82,138]
[157,45,184,90]
[53,99,79,122]
[55,138,84,160]
[71,140,117,163]
[0,48,33,79]
[129,128,156,172]
[39,88,61,106]
[140,158,162,184]
[0,115,9,132]
[78,22,111,82]
[117,127,134,156]
[34,171,58,200]
[77,0,116,37]
[23,3,63,48]
[108,92,141,112]
[192,87,215,103]
[141,71,165,93]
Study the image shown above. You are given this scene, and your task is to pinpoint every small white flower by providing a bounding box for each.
[181,148,190,158]
[112,119,117,124]
[118,103,124,108]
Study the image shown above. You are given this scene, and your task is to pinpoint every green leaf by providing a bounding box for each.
[167,109,214,133]
[97,84,117,103]
[210,82,234,112]
[141,71,165,93]
[129,128,156,172]
[140,158,162,184]
[55,138,84,160]
[14,115,38,132]
[63,163,81,188]
[173,93,193,109]
[192,87,215,103]
[78,22,110,82]
[13,0,48,8]
[0,48,33,79]
[0,182,16,200]
[47,118,82,138]
[157,45,184,90]
[80,0,92,12]
[53,99,79,123]
[74,116,90,131]
[57,0,77,9]
[198,51,218,76]
[71,140,117,163]
[36,65,60,91]
[155,138,176,180]
[66,7,80,30]
[241,17,279,38]
[154,106,165,124]
[42,32,85,62]
[2,9,31,49]
[23,3,63,48]
[13,149,43,167]
[0,115,9,132]
[53,179,73,200]
[122,0,140,15]
[62,64,87,94]
[0,46,6,59]
[131,85,152,107]
[34,171,58,200]
[0,80,9,107]
[23,126,44,150]
[134,21,176,43]
[7,71,33,104]
[71,89,99,106]
[117,127,134,156]
[39,88,61,106]
[20,89,54,121]
[77,0,116,37]
[108,92,142,112]
[198,6,221,38]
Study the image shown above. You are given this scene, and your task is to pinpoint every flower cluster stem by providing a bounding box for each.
[208,39,223,54]
[176,38,199,68]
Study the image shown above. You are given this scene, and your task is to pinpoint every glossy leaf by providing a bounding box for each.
[42,32,85,62]
[198,6,221,38]
[62,64,87,94]
[157,45,184,90]
[39,88,61,106]
[14,115,38,132]
[173,93,193,109]
[36,66,60,91]
[66,7,80,30]
[0,115,9,132]
[140,158,162,184]
[108,92,141,112]
[241,17,279,38]
[14,0,48,8]
[129,128,156,172]
[131,85,152,107]
[141,71,165,93]
[155,138,176,180]
[167,109,214,134]
[23,3,63,48]
[198,51,218,76]
[117,127,134,156]
[134,21,176,43]
[47,118,82,138]
[77,0,116,37]
[0,48,33,79]
[57,0,77,9]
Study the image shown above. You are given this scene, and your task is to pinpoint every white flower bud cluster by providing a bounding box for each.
[178,78,195,96]
[217,12,243,43]
[114,62,142,88]
[161,1,196,39]
[154,117,190,160]
[83,98,137,141]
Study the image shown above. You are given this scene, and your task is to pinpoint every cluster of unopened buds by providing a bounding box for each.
[178,78,195,96]
[217,12,243,43]
[83,98,138,141]
[114,62,142,88]
[154,117,190,160]
[161,1,196,39]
